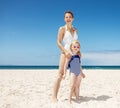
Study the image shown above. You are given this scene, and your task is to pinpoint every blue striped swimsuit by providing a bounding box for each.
[68,55,81,76]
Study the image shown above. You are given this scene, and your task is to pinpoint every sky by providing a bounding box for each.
[0,0,120,66]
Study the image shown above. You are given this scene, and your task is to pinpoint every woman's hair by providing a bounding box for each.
[64,11,74,18]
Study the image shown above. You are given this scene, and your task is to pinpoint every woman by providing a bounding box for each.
[52,11,84,102]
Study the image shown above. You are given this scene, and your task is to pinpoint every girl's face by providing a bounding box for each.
[64,13,74,24]
[71,43,80,54]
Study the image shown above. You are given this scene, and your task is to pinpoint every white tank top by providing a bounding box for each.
[63,25,78,52]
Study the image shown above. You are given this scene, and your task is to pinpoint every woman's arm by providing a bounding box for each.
[57,27,66,53]
[57,27,71,59]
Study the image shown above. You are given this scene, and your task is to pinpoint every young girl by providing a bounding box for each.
[63,40,85,103]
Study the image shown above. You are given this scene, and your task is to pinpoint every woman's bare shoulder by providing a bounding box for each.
[59,26,66,31]
[73,27,78,32]
[58,26,66,36]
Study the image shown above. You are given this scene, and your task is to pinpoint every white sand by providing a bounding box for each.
[0,69,120,108]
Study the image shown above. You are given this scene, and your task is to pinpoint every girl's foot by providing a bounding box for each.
[69,100,72,104]
[72,91,76,97]
[76,97,80,102]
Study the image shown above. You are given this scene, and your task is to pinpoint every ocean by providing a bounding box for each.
[0,65,120,70]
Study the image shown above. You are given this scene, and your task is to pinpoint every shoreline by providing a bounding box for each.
[0,65,120,70]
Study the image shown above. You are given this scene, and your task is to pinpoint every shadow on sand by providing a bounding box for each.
[72,95,112,104]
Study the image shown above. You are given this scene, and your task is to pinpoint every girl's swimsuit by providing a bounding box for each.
[62,25,78,53]
[68,55,81,76]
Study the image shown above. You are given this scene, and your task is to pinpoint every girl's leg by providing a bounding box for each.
[69,73,77,103]
[75,74,82,100]
[70,74,76,98]
[52,53,66,102]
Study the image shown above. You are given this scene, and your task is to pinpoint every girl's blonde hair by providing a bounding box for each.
[70,40,80,51]
[70,40,81,56]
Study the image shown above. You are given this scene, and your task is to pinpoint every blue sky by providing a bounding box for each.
[0,0,120,66]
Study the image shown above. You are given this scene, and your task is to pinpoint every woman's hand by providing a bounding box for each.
[62,73,66,80]
[65,51,71,59]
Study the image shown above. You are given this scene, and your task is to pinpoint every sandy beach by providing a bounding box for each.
[0,69,120,108]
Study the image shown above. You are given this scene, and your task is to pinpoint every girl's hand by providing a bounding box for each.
[81,72,86,78]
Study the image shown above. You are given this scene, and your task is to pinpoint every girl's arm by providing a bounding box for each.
[79,53,85,78]
[80,65,86,78]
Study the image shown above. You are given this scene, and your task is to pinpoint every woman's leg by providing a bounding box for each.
[52,53,66,102]
[69,73,77,103]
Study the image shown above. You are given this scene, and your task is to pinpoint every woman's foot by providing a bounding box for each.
[69,99,72,104]
[52,97,58,103]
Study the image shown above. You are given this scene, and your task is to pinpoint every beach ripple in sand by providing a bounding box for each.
[0,69,120,108]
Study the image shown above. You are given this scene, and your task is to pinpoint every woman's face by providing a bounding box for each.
[64,13,74,24]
